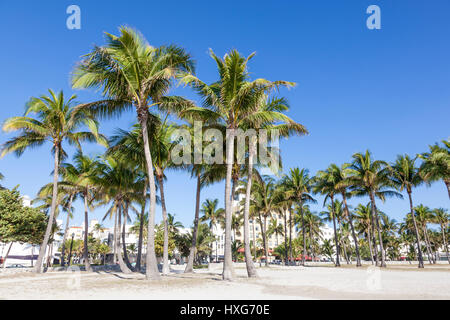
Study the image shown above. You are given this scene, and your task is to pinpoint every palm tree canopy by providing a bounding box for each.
[1,89,107,159]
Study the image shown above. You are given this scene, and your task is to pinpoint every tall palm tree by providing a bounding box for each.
[1,89,106,273]
[179,49,303,280]
[283,168,315,265]
[329,164,362,266]
[433,208,449,264]
[419,140,450,199]
[72,26,194,280]
[390,154,425,268]
[107,116,161,272]
[347,150,401,267]
[302,207,324,261]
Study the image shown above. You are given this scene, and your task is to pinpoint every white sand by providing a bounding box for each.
[1,263,449,300]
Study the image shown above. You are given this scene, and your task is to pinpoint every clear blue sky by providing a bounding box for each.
[0,1,448,229]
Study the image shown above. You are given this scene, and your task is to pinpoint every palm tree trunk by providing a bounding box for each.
[283,209,288,265]
[139,110,160,280]
[263,216,269,266]
[252,220,257,260]
[34,145,60,273]
[342,193,361,266]
[222,128,235,280]
[135,184,147,272]
[370,192,385,267]
[83,194,92,272]
[407,192,424,268]
[185,174,201,273]
[331,196,340,267]
[60,194,74,267]
[157,173,170,275]
[122,205,133,270]
[243,140,258,277]
[441,224,450,264]
[300,202,306,266]
[423,227,435,264]
[2,243,13,268]
[367,230,374,265]
[289,210,293,265]
[116,206,132,274]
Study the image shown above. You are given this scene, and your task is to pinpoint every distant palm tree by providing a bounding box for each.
[414,205,435,264]
[319,200,342,267]
[390,154,425,268]
[419,140,450,199]
[267,218,284,248]
[1,89,106,273]
[433,208,449,264]
[354,203,375,263]
[282,168,315,266]
[200,199,224,263]
[347,150,401,267]
[72,26,194,280]
[61,152,105,272]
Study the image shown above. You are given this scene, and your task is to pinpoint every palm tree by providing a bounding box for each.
[314,167,342,267]
[301,206,324,261]
[249,176,279,266]
[414,205,435,264]
[354,203,375,264]
[419,140,450,199]
[267,218,284,248]
[61,152,106,272]
[283,168,315,265]
[1,89,106,273]
[390,154,425,268]
[433,208,449,264]
[319,200,342,266]
[72,26,194,280]
[329,164,362,266]
[347,150,401,267]
[179,49,303,280]
[95,157,145,273]
[200,199,224,263]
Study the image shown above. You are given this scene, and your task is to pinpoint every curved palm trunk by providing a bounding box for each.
[122,205,133,270]
[60,194,74,267]
[407,192,424,268]
[83,195,92,272]
[185,174,201,273]
[243,140,258,277]
[342,193,361,266]
[370,192,386,267]
[331,196,340,267]
[135,184,147,272]
[157,174,170,275]
[139,111,160,280]
[222,128,235,280]
[34,146,60,273]
[423,226,435,264]
[116,206,132,274]
[300,202,306,266]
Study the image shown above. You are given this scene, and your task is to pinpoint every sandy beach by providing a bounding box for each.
[1,262,449,300]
